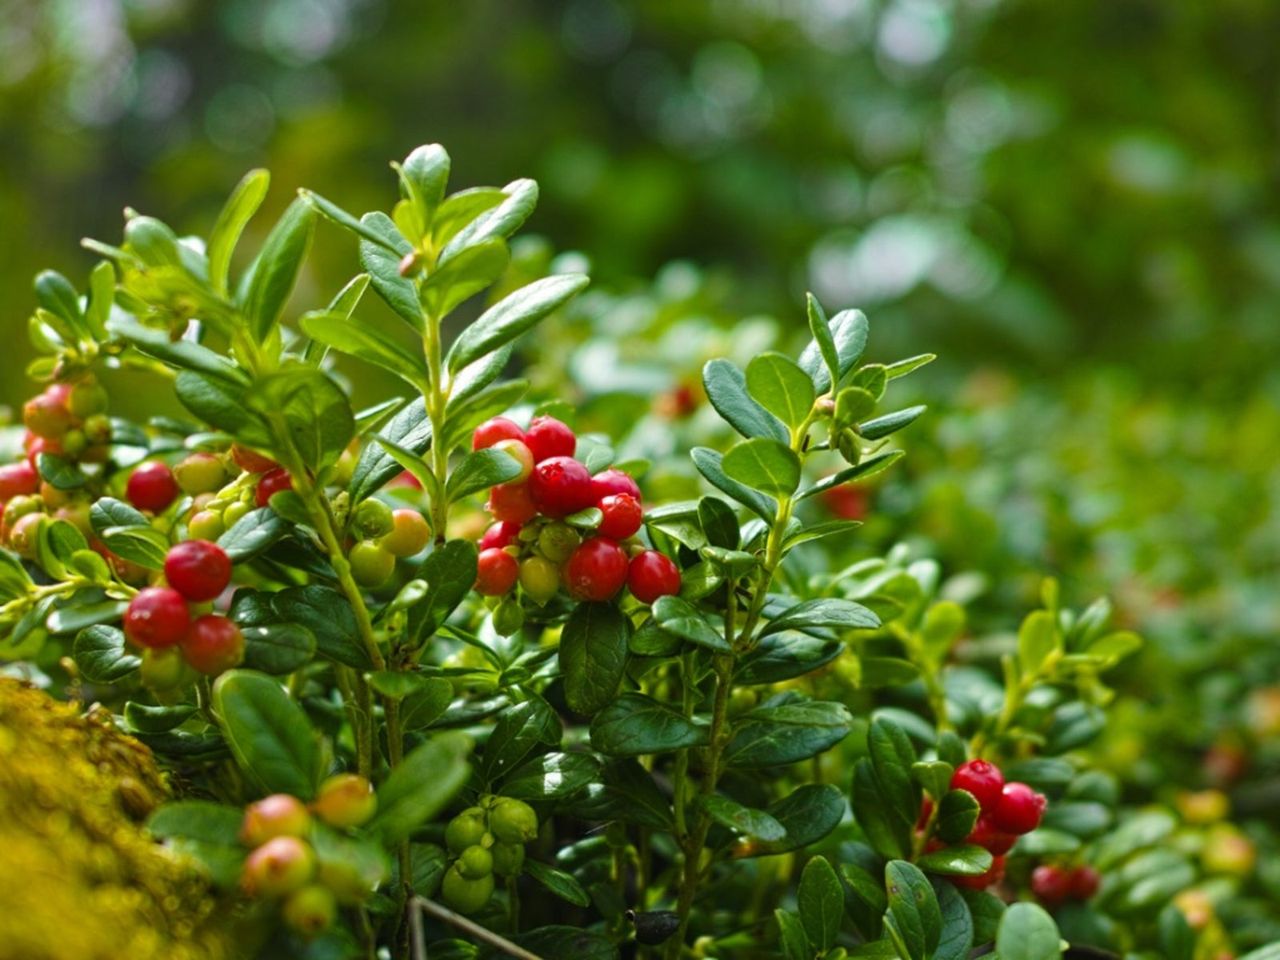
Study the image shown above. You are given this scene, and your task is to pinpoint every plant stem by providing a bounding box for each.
[412,897,546,960]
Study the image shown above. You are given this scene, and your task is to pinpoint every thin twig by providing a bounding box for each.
[412,897,547,960]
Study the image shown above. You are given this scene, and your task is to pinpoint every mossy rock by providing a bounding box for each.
[0,678,233,960]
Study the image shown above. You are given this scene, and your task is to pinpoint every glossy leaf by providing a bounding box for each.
[350,397,432,502]
[690,446,776,520]
[560,602,629,716]
[299,310,429,390]
[148,801,246,888]
[760,597,880,637]
[446,447,523,502]
[525,860,591,907]
[722,438,801,497]
[590,693,709,757]
[404,540,478,649]
[724,699,854,768]
[652,594,730,653]
[372,732,472,843]
[883,860,941,960]
[918,844,992,876]
[208,168,270,295]
[503,751,600,801]
[746,352,816,430]
[218,507,289,562]
[357,211,421,330]
[446,273,589,374]
[241,197,315,342]
[702,358,789,442]
[995,902,1063,960]
[798,855,845,952]
[213,670,324,798]
[859,405,926,441]
[799,308,869,393]
[73,625,140,682]
[480,695,562,784]
[240,623,316,675]
[936,789,981,844]
[745,783,846,857]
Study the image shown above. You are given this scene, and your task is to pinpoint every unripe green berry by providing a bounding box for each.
[139,646,193,692]
[489,797,538,844]
[67,379,109,418]
[537,522,581,563]
[188,509,226,542]
[282,884,336,938]
[223,500,251,528]
[349,540,395,588]
[174,453,228,496]
[7,512,43,558]
[381,508,430,557]
[60,429,87,459]
[519,555,561,604]
[445,807,488,854]
[456,844,494,880]
[441,864,493,914]
[492,598,525,636]
[83,414,112,445]
[353,498,395,539]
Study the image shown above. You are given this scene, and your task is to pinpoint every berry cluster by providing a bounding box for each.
[1030,862,1100,906]
[472,415,681,618]
[122,540,242,687]
[441,796,539,914]
[925,759,1047,890]
[346,497,431,589]
[238,775,378,938]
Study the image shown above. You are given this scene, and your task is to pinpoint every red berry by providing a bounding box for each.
[528,456,594,518]
[950,760,1005,813]
[256,468,293,508]
[23,391,75,439]
[124,587,191,649]
[488,482,538,524]
[597,493,643,540]
[127,461,180,513]
[480,521,521,551]
[1069,865,1100,900]
[472,417,525,451]
[389,469,423,490]
[967,815,1018,855]
[164,540,232,602]
[590,468,641,503]
[524,415,575,462]
[627,550,681,604]
[1031,865,1074,905]
[991,782,1046,835]
[476,548,518,596]
[181,615,245,675]
[0,461,39,502]
[952,854,1005,890]
[564,537,629,601]
[231,444,278,474]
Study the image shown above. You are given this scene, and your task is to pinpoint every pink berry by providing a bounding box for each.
[472,417,525,451]
[528,456,594,518]
[1031,865,1073,905]
[127,462,179,513]
[1069,865,1100,900]
[123,587,191,649]
[524,415,575,462]
[950,760,1005,813]
[164,540,232,602]
[590,468,641,503]
[627,550,681,604]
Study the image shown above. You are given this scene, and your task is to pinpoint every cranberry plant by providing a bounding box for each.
[0,144,1176,960]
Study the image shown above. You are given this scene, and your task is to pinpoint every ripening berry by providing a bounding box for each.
[627,550,681,604]
[488,482,538,524]
[40,481,71,510]
[22,391,75,439]
[524,415,575,462]
[349,540,395,588]
[564,537,629,601]
[66,378,109,418]
[241,836,316,898]
[519,555,561,604]
[597,493,643,540]
[231,444,278,474]
[3,494,41,528]
[240,794,312,847]
[353,498,395,539]
[255,467,293,508]
[445,807,488,854]
[173,453,227,496]
[181,615,245,675]
[442,864,494,914]
[991,782,1046,835]
[188,509,226,542]
[480,521,521,551]
[492,597,525,636]
[164,540,232,602]
[282,884,336,938]
[488,797,539,843]
[312,773,377,829]
[950,760,1005,813]
[0,461,39,502]
[456,844,495,880]
[952,854,1006,890]
[381,509,430,557]
[476,548,519,596]
[492,438,535,484]
[529,456,594,518]
[1031,865,1074,905]
[590,468,641,503]
[536,522,581,563]
[7,512,43,558]
[472,417,525,451]
[966,815,1018,856]
[127,462,179,513]
[139,645,190,691]
[123,587,191,649]
[1069,865,1100,900]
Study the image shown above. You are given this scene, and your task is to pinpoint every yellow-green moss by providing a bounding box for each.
[0,679,232,960]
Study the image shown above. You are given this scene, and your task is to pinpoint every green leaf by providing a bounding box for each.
[589,693,709,757]
[885,354,936,380]
[35,453,87,491]
[735,630,842,685]
[799,308,869,393]
[884,860,941,960]
[995,902,1063,960]
[782,518,863,551]
[868,717,920,826]
[125,701,197,733]
[776,909,811,960]
[746,783,846,857]
[422,238,510,317]
[218,507,289,562]
[480,695,562,783]
[174,371,270,445]
[371,732,472,844]
[959,888,1004,943]
[84,260,114,339]
[208,168,270,296]
[439,177,539,261]
[933,881,975,960]
[262,584,370,668]
[399,144,451,222]
[248,366,354,472]
[439,379,529,453]
[101,524,169,570]
[652,594,730,653]
[350,398,432,502]
[511,926,617,960]
[796,451,906,502]
[299,310,429,390]
[446,447,522,502]
[918,844,992,877]
[446,273,589,374]
[35,269,87,338]
[599,760,674,829]
[1238,947,1280,960]
[73,625,140,682]
[213,670,324,798]
[1158,903,1195,960]
[910,760,954,801]
[1086,629,1142,666]
[301,189,403,252]
[798,855,845,952]
[805,294,840,397]
[357,211,421,330]
[701,794,786,841]
[108,315,249,384]
[702,358,789,443]
[746,352,816,430]
[560,602,629,716]
[148,801,246,888]
[724,699,854,768]
[431,187,506,247]
[859,405,926,441]
[761,597,880,637]
[240,623,316,675]
[502,751,600,801]
[691,449,775,525]
[241,196,315,343]
[852,758,909,860]
[401,677,455,731]
[404,540,478,649]
[721,437,801,497]
[935,789,981,844]
[524,860,591,907]
[697,496,739,550]
[47,598,128,635]
[1017,610,1060,676]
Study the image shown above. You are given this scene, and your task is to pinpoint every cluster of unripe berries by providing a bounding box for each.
[237,774,378,938]
[1030,862,1100,906]
[924,759,1047,890]
[345,497,431,589]
[472,415,681,615]
[440,796,539,914]
[122,539,242,687]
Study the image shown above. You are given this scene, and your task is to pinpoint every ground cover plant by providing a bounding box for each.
[1,144,1276,960]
